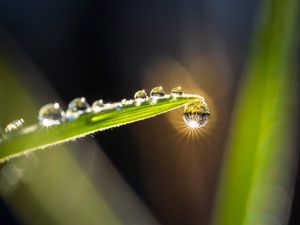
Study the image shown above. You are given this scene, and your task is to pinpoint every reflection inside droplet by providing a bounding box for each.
[171,86,184,96]
[150,86,166,98]
[66,97,91,120]
[183,100,210,128]
[183,113,209,128]
[38,103,66,127]
[92,100,104,113]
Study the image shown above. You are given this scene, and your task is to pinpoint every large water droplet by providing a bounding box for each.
[66,97,91,120]
[183,100,210,128]
[38,103,66,127]
[150,86,166,98]
[4,119,24,134]
[171,86,184,96]
[134,90,148,105]
[92,100,104,113]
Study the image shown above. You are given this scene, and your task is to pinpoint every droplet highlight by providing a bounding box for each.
[171,86,184,96]
[66,97,91,120]
[183,100,210,128]
[150,86,166,98]
[92,100,104,113]
[38,103,66,127]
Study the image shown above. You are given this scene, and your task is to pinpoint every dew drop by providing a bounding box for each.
[183,100,210,128]
[104,103,122,111]
[38,103,66,127]
[134,90,148,105]
[150,86,166,98]
[121,98,134,106]
[4,119,24,134]
[66,97,91,120]
[134,90,148,100]
[115,103,123,111]
[171,86,184,96]
[92,99,104,113]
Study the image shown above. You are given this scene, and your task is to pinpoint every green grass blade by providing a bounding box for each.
[0,94,203,161]
[212,0,298,224]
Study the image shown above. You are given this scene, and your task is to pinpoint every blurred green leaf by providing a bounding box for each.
[212,0,298,224]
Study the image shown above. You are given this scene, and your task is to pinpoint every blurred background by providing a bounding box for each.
[0,0,298,225]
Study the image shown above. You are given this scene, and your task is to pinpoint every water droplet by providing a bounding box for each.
[134,90,148,100]
[66,97,91,120]
[38,103,66,127]
[171,86,184,96]
[150,86,166,98]
[121,98,134,106]
[183,100,210,128]
[104,103,122,111]
[134,90,148,105]
[115,103,123,111]
[4,119,24,134]
[92,99,104,113]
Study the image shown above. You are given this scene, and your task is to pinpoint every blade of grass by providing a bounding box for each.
[1,49,160,225]
[212,0,298,224]
[0,94,203,162]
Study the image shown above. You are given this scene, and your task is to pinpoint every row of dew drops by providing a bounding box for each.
[0,87,181,137]
[0,86,209,143]
[39,86,184,127]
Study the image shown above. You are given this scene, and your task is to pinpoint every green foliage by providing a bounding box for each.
[211,0,298,224]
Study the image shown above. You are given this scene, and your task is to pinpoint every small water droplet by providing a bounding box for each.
[103,103,122,111]
[121,98,134,106]
[66,97,91,120]
[115,103,123,111]
[183,100,210,128]
[171,86,184,96]
[92,100,104,113]
[134,90,148,105]
[38,103,66,127]
[4,119,24,134]
[150,86,166,98]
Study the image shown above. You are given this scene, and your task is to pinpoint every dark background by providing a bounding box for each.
[0,0,298,225]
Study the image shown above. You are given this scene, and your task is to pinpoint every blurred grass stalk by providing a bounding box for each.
[212,0,298,225]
